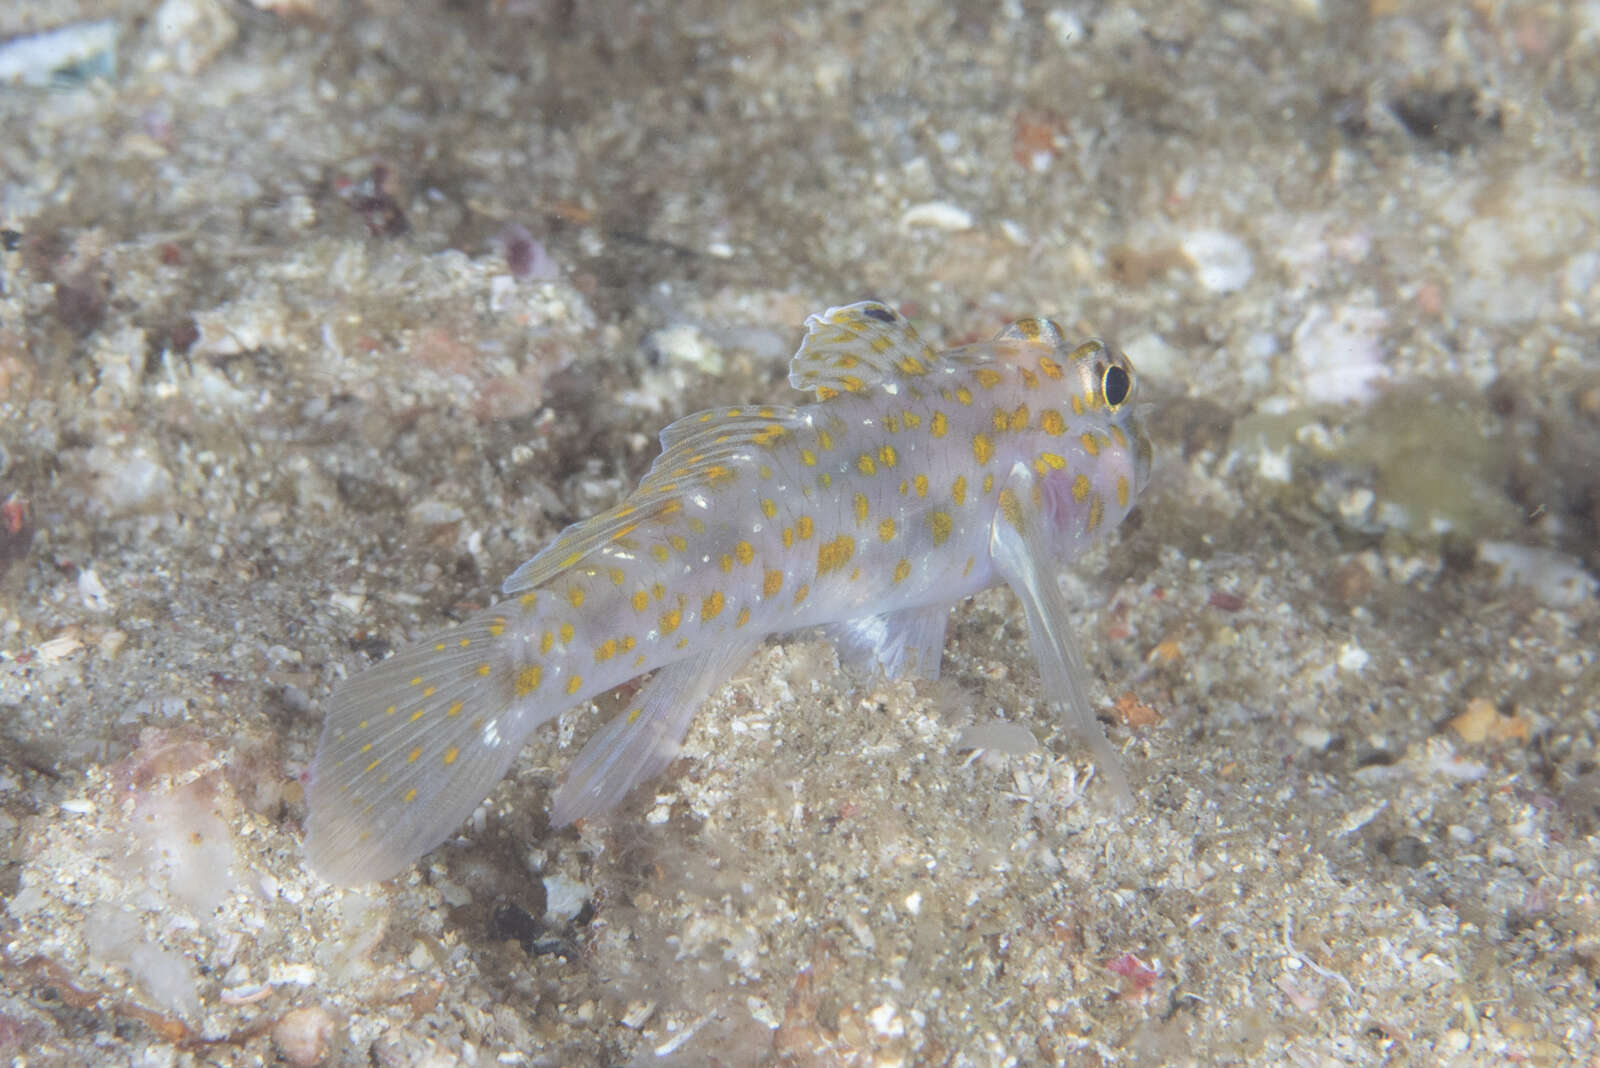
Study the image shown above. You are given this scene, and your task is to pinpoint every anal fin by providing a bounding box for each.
[551,640,762,825]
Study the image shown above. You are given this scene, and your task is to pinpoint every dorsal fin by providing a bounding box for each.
[502,404,804,595]
[993,316,1069,347]
[788,301,943,400]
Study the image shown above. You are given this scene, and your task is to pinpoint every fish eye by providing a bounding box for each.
[1102,363,1132,409]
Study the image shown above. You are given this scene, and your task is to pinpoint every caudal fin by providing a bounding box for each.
[305,612,531,885]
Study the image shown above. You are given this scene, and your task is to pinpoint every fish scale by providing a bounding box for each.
[306,300,1153,885]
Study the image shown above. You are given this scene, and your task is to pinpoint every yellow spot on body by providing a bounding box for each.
[1073,474,1091,501]
[719,553,734,573]
[1020,367,1039,390]
[1081,432,1101,456]
[992,408,1009,433]
[519,592,538,611]
[930,411,948,438]
[801,449,817,466]
[404,787,418,803]
[817,534,856,575]
[818,428,834,450]
[983,473,995,494]
[913,474,928,498]
[893,558,912,584]
[1040,356,1063,379]
[1039,452,1067,470]
[952,475,968,506]
[896,356,925,375]
[1070,395,1085,415]
[737,606,752,627]
[652,582,665,601]
[447,701,463,717]
[884,414,900,433]
[1111,425,1128,449]
[567,675,583,695]
[478,663,493,677]
[762,498,778,519]
[898,479,908,496]
[818,472,832,489]
[516,665,543,695]
[567,587,585,608]
[651,545,670,563]
[1088,494,1105,531]
[758,464,774,479]
[1010,404,1030,431]
[559,622,575,644]
[879,444,898,468]
[622,635,635,651]
[854,493,870,523]
[973,433,994,465]
[668,534,688,552]
[763,569,784,597]
[975,368,1003,389]
[903,411,921,429]
[857,454,876,476]
[999,488,1024,529]
[633,590,650,613]
[595,639,618,662]
[782,527,795,549]
[796,515,814,540]
[736,540,755,566]
[1117,475,1131,508]
[956,386,973,406]
[1040,409,1065,436]
[660,609,681,635]
[929,511,953,546]
[407,746,423,764]
[702,590,725,620]
[443,747,459,766]
[793,583,809,606]
[878,517,897,541]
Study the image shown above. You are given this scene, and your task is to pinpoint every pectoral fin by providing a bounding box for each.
[988,462,1133,806]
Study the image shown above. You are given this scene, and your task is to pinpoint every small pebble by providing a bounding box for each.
[272,1005,336,1067]
[1180,229,1254,293]
[899,201,973,231]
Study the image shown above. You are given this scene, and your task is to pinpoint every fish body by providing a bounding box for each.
[306,302,1152,885]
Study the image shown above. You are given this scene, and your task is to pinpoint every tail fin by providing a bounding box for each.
[305,611,533,885]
